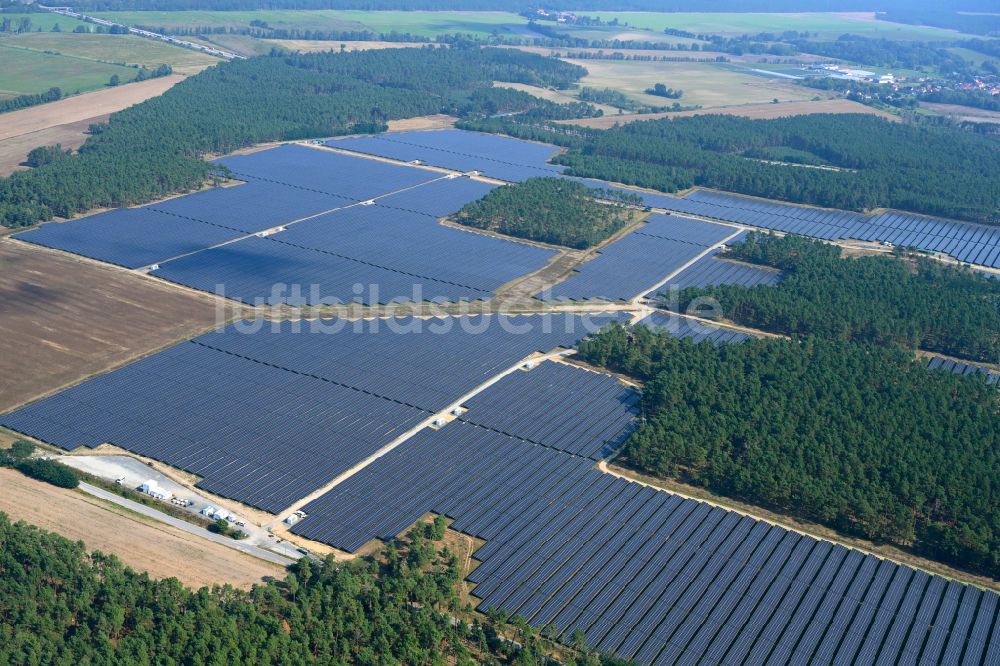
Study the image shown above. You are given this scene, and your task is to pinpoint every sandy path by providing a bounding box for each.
[0,468,285,589]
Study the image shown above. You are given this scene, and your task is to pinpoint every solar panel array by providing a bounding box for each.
[153,202,556,305]
[217,144,441,200]
[149,180,349,233]
[376,177,498,218]
[859,211,1000,268]
[13,145,439,269]
[646,234,782,298]
[926,356,1000,385]
[290,360,1000,666]
[639,311,753,345]
[1,314,610,512]
[13,207,244,269]
[539,215,735,302]
[330,129,566,182]
[656,189,1000,269]
[14,145,500,276]
[658,190,867,241]
[456,361,639,460]
[290,360,639,549]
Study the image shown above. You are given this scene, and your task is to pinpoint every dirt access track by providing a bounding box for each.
[558,98,897,129]
[0,468,284,589]
[0,75,183,176]
[0,240,222,413]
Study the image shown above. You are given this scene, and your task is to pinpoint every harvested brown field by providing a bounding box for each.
[0,468,284,589]
[0,75,182,175]
[0,115,108,177]
[386,114,457,131]
[0,75,182,142]
[0,241,222,413]
[559,98,897,128]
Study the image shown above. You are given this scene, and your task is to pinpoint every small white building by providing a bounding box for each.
[139,479,173,501]
[200,505,230,520]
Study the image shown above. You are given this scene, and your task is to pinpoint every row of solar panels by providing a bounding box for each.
[456,361,639,460]
[537,215,736,302]
[1,314,616,513]
[639,315,1000,391]
[289,360,1000,666]
[926,356,1000,385]
[659,190,1000,269]
[647,233,783,298]
[639,311,753,345]
[330,129,566,183]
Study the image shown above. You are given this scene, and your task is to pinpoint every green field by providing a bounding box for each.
[0,42,140,96]
[585,12,976,41]
[0,12,91,33]
[94,10,536,38]
[0,33,220,74]
[567,59,820,109]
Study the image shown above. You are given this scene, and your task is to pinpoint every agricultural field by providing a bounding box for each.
[0,42,139,97]
[922,102,1000,125]
[565,58,822,109]
[94,9,536,38]
[0,75,182,175]
[0,11,89,32]
[0,33,220,75]
[559,98,896,128]
[0,240,220,414]
[584,11,978,41]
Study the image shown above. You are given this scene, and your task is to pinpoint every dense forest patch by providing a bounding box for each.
[578,325,1000,578]
[0,512,617,665]
[460,113,1000,224]
[670,233,1000,363]
[0,46,591,228]
[454,177,640,249]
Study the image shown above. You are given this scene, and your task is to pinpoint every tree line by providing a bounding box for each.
[1,441,79,489]
[0,510,629,664]
[454,177,639,249]
[460,113,1000,224]
[0,46,592,228]
[0,87,62,115]
[578,324,1000,579]
[670,233,1000,363]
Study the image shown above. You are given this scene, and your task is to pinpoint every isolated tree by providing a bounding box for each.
[25,144,70,168]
